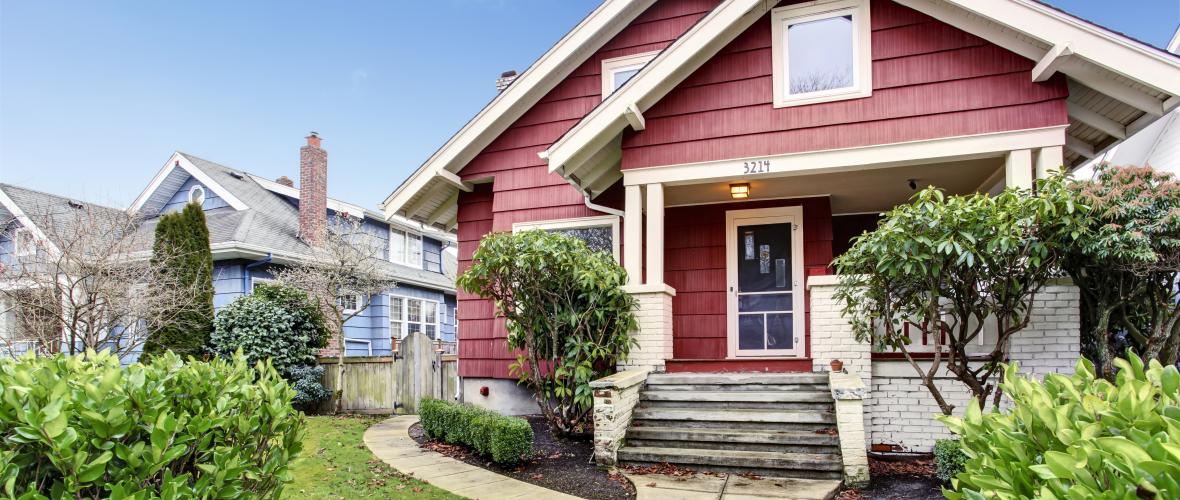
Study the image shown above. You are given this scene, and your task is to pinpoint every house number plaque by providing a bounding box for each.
[742,160,771,174]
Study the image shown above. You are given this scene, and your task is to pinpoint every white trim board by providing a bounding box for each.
[621,126,1067,187]
[129,152,250,213]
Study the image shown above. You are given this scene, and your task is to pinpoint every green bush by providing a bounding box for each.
[210,283,330,408]
[418,398,533,465]
[933,439,966,483]
[0,350,304,498]
[939,351,1180,499]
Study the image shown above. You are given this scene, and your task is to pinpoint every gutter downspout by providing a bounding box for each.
[583,191,624,217]
[243,253,274,295]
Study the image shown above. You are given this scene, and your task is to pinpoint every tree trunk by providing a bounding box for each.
[1094,308,1114,380]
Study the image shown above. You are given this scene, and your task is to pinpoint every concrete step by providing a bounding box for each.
[631,407,835,425]
[639,400,834,411]
[626,427,840,454]
[617,446,844,479]
[647,372,829,386]
[632,418,835,432]
[645,383,831,392]
[641,390,832,403]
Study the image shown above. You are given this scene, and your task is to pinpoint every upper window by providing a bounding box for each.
[336,294,360,314]
[601,51,658,98]
[13,228,36,257]
[771,0,871,108]
[189,185,206,205]
[389,228,423,267]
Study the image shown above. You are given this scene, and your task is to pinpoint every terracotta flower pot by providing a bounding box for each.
[830,359,844,372]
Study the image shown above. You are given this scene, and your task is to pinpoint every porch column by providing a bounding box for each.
[644,183,665,286]
[1035,146,1064,180]
[619,182,675,372]
[1004,149,1034,189]
[624,185,643,286]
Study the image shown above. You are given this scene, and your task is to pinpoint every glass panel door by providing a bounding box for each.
[726,207,804,358]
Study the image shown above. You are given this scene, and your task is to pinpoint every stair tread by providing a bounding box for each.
[647,373,828,385]
[628,426,839,442]
[618,446,843,470]
[633,407,835,423]
[641,390,832,402]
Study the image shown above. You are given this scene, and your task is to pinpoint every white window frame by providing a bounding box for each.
[512,215,621,262]
[337,293,360,314]
[388,227,424,267]
[13,228,36,257]
[250,276,274,294]
[601,51,658,98]
[188,184,207,205]
[770,0,872,108]
[388,294,443,340]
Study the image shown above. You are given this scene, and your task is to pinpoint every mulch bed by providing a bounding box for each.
[836,457,943,500]
[410,415,635,500]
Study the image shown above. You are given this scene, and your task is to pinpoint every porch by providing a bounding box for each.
[617,131,1068,375]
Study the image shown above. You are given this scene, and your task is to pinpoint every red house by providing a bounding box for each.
[384,0,1180,482]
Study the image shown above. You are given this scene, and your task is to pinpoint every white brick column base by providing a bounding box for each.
[831,372,870,487]
[590,369,649,466]
[620,284,676,372]
[807,275,871,381]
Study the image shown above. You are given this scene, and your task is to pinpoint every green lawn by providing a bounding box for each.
[284,415,462,499]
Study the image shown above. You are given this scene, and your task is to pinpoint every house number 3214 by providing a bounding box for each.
[742,160,771,174]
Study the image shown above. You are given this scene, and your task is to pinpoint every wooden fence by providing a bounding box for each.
[319,332,458,413]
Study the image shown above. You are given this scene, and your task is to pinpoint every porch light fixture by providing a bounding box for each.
[730,183,750,199]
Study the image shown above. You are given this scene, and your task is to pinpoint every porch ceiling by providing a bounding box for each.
[664,157,1003,214]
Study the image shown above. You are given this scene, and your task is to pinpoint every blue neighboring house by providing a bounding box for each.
[1,134,457,359]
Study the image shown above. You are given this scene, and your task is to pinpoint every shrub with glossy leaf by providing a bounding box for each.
[939,352,1180,499]
[0,350,305,498]
[418,398,533,465]
[456,230,637,436]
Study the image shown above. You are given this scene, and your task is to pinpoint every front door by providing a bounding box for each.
[726,207,805,358]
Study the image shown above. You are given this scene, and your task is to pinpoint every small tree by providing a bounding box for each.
[0,202,203,359]
[457,230,638,435]
[273,215,396,413]
[1060,164,1180,377]
[210,283,330,410]
[833,182,1081,414]
[143,203,215,360]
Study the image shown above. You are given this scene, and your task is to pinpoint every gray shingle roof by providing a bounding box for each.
[0,183,128,248]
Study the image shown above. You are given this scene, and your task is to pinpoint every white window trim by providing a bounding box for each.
[601,51,659,98]
[771,0,872,108]
[387,294,443,340]
[338,293,361,314]
[388,227,424,267]
[512,215,622,262]
[188,184,207,205]
[250,276,274,293]
[13,228,36,257]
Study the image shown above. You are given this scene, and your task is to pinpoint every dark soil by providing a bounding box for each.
[837,458,944,500]
[410,416,635,500]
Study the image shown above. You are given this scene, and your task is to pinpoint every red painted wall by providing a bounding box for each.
[456,0,721,379]
[666,197,833,360]
[619,0,1069,169]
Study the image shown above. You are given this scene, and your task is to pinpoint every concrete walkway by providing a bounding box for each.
[623,471,841,500]
[363,415,580,500]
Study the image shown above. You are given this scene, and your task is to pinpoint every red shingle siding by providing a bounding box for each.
[665,197,833,360]
[455,0,721,379]
[619,0,1069,169]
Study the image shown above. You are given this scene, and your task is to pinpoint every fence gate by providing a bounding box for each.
[319,332,458,413]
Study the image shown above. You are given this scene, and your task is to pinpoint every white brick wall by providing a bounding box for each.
[591,369,648,465]
[809,276,1082,453]
[620,286,675,371]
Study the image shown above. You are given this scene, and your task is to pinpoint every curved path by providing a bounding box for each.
[363,415,581,500]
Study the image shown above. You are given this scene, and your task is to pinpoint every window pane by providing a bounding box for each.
[739,315,765,350]
[408,236,422,265]
[391,229,406,262]
[408,299,421,322]
[407,323,422,335]
[423,302,437,323]
[787,14,854,94]
[425,325,437,339]
[390,297,403,320]
[552,226,613,256]
[390,321,403,339]
[612,68,640,91]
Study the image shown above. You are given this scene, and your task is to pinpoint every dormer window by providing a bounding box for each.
[601,51,658,98]
[389,228,423,267]
[771,0,871,108]
[13,228,36,257]
[189,185,206,205]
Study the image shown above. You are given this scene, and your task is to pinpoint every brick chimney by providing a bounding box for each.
[495,70,518,92]
[299,132,328,245]
[276,175,294,187]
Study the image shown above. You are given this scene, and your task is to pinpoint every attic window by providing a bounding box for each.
[771,0,872,108]
[601,51,658,98]
[13,228,36,257]
[189,185,206,205]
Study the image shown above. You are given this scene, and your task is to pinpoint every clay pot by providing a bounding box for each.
[830,359,844,372]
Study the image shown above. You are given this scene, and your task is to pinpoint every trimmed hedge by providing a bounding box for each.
[419,398,532,465]
[0,350,304,498]
[933,439,966,483]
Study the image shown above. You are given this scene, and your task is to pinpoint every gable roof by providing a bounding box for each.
[380,0,659,231]
[0,183,126,254]
[545,0,1180,183]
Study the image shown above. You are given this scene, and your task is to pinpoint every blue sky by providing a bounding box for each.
[1,1,1177,210]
